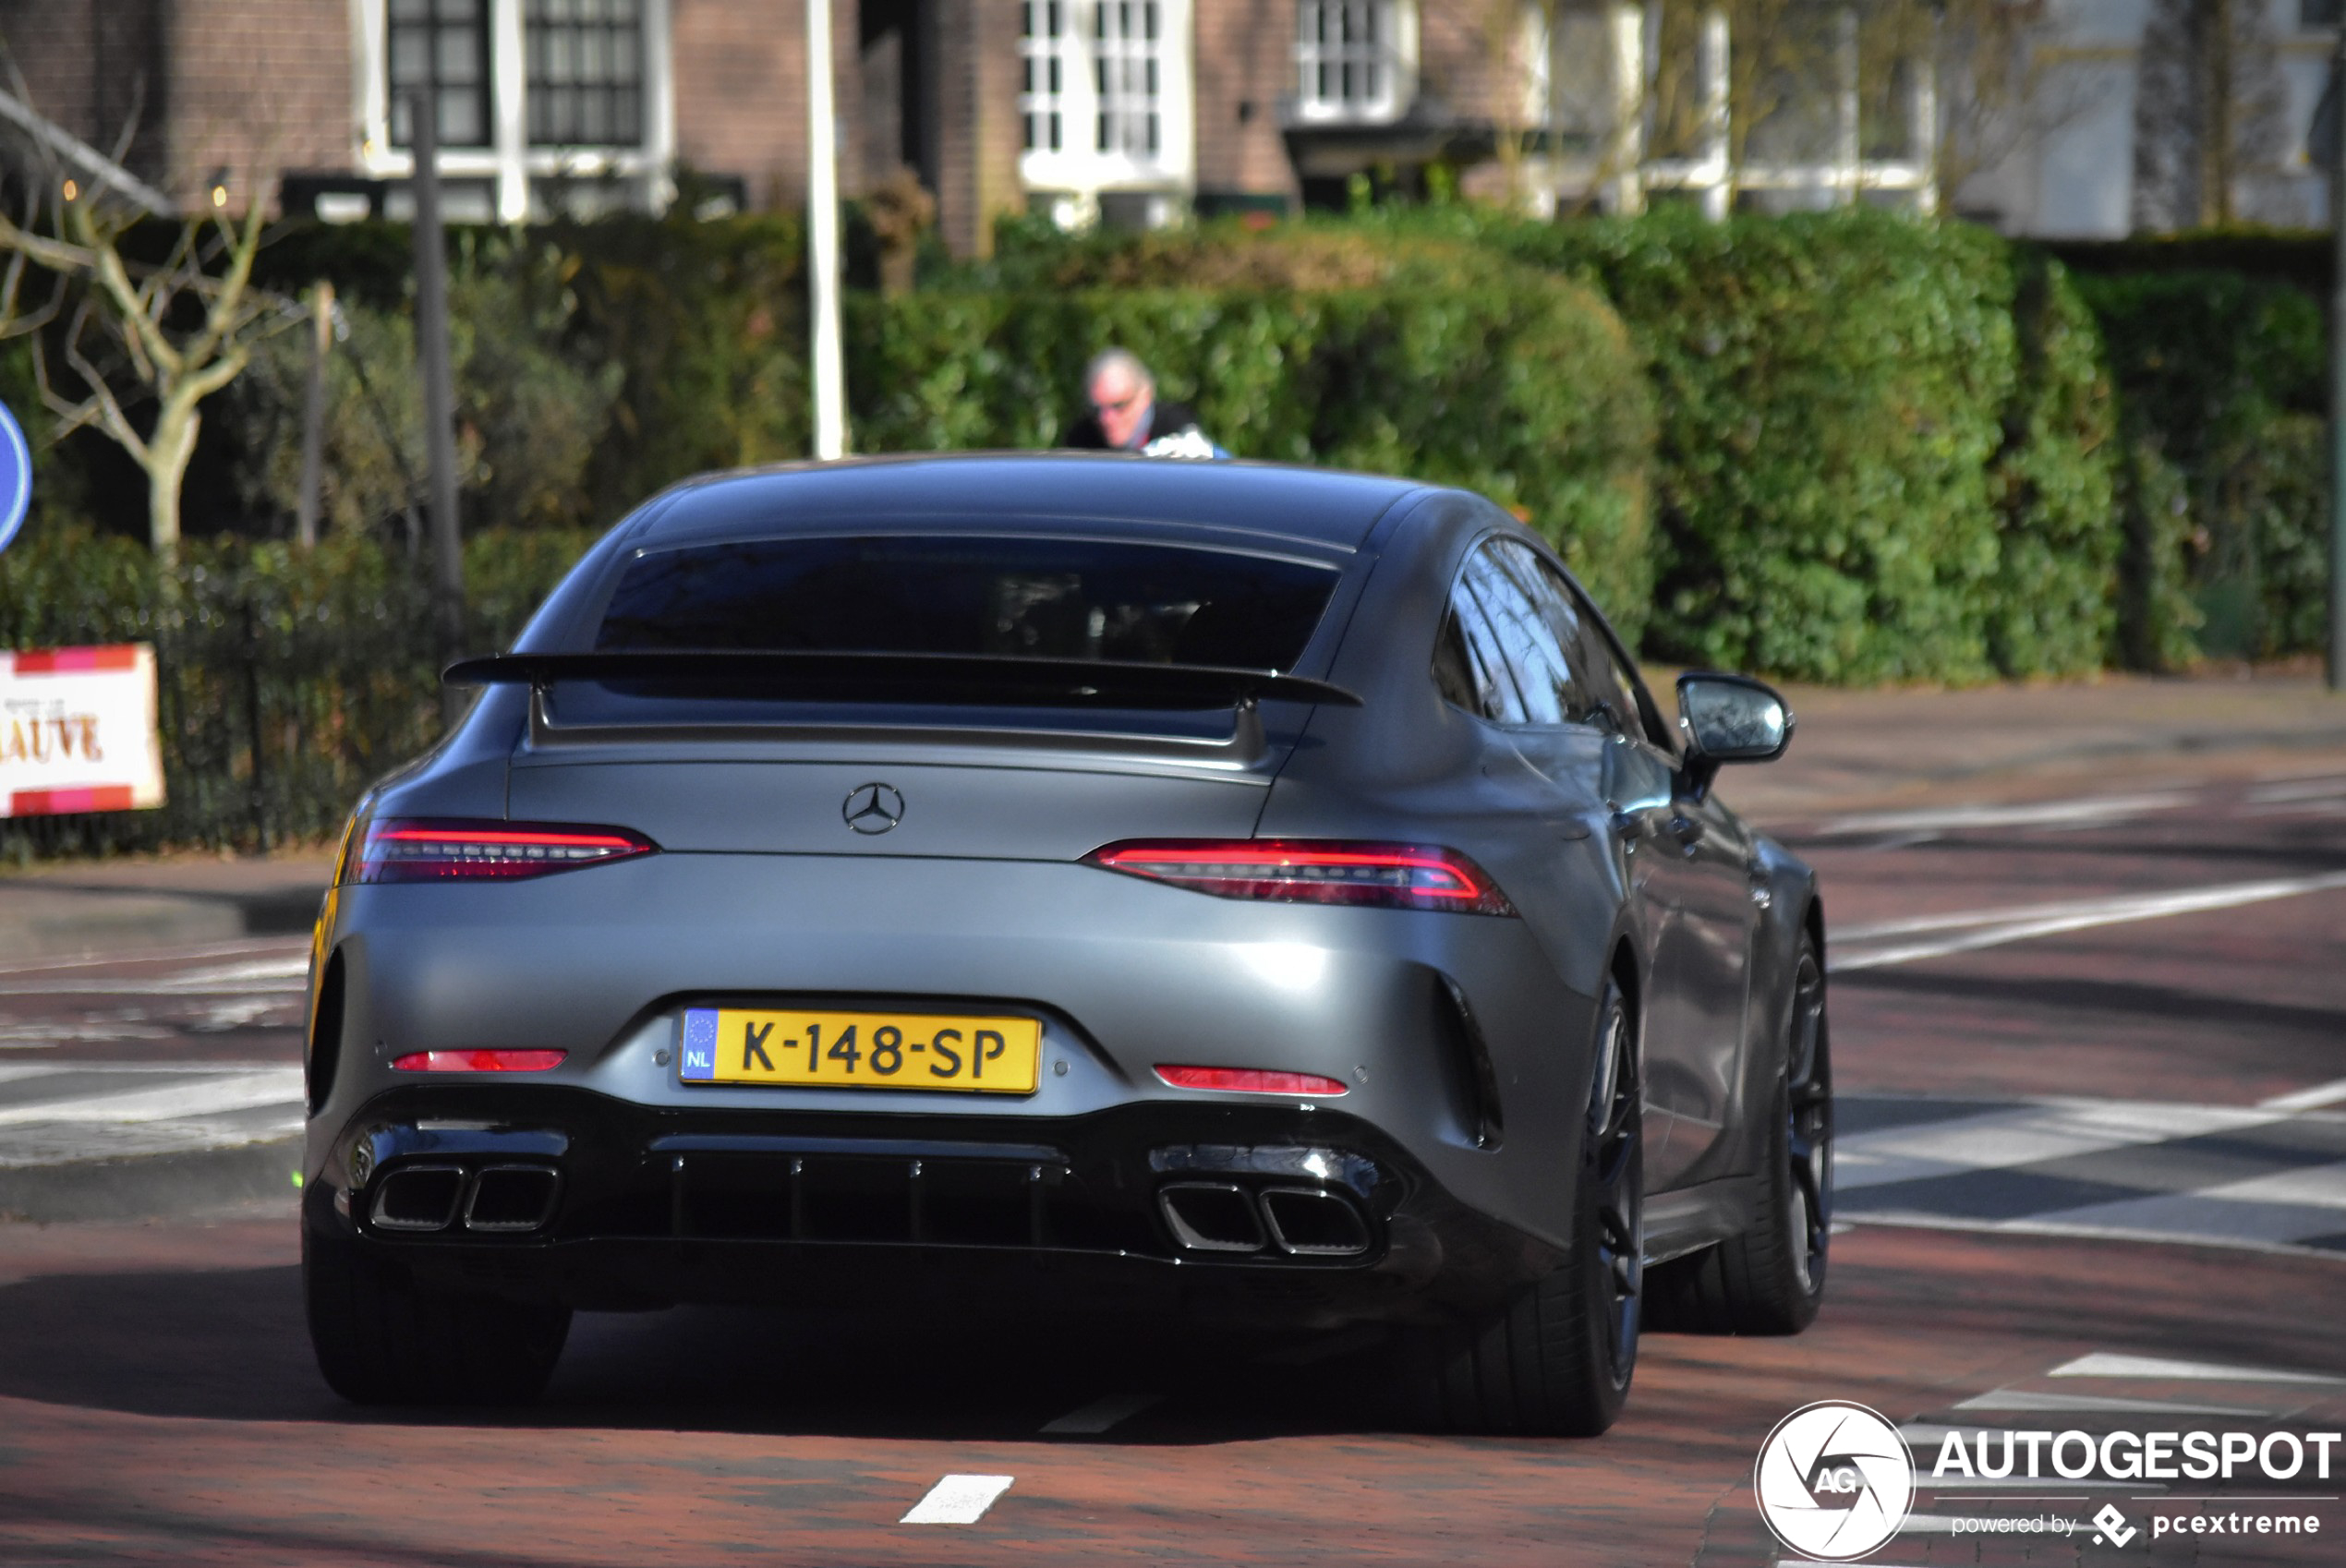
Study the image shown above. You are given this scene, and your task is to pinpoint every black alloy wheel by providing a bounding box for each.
[1584,979,1645,1394]
[1783,944,1833,1300]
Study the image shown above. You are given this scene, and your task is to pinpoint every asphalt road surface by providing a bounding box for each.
[1,751,2342,1566]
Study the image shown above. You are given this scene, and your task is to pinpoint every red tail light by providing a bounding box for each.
[392,1049,567,1072]
[345,819,657,884]
[1155,1065,1349,1097]
[1087,839,1517,916]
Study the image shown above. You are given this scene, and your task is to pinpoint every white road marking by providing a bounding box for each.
[0,937,306,979]
[1952,1388,2267,1417]
[0,978,308,996]
[2247,778,2346,803]
[0,1068,303,1128]
[1816,792,2190,838]
[2261,1078,2346,1113]
[1040,1392,1161,1435]
[901,1474,1014,1525]
[2050,1352,2346,1385]
[0,1020,173,1046]
[1835,1099,2282,1190]
[1830,872,2346,971]
[1841,1209,2346,1260]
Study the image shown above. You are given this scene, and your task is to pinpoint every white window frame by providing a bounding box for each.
[1019,0,1195,206]
[1291,0,1417,126]
[351,0,677,222]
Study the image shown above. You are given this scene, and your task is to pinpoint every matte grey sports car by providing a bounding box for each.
[301,453,1832,1436]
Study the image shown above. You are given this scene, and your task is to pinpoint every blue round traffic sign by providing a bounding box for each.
[0,402,29,556]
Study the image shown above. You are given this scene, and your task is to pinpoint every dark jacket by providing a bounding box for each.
[1058,399,1204,451]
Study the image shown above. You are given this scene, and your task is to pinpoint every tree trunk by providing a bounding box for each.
[146,400,200,561]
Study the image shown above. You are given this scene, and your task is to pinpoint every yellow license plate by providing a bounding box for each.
[676,1007,1040,1093]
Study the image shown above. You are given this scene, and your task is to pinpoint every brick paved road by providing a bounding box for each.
[1,748,2341,1565]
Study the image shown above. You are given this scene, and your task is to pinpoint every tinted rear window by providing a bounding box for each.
[595,536,1341,671]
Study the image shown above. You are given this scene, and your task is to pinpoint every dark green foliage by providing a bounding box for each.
[2072,269,2325,661]
[850,263,1657,636]
[1483,208,2119,682]
[0,528,596,858]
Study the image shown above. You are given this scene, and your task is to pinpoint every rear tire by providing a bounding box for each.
[1401,975,1642,1437]
[304,1226,571,1405]
[1644,932,1832,1334]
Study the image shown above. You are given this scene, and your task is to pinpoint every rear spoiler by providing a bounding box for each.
[442,650,1363,710]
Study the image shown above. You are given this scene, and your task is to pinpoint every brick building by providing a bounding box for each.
[0,1,1552,254]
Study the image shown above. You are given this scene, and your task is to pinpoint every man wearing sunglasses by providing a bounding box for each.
[1059,348,1227,459]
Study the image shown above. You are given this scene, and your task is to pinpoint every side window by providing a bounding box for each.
[1460,542,1578,724]
[1433,567,1524,721]
[1485,539,1614,727]
[1555,573,1675,752]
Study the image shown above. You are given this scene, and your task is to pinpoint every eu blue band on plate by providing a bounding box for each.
[680,1007,720,1080]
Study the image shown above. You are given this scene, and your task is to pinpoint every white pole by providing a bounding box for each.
[806,0,848,460]
[1608,4,1646,215]
[1699,8,1730,221]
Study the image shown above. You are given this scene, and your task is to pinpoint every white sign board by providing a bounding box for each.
[0,644,166,817]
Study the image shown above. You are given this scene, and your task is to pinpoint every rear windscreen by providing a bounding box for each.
[594,536,1341,671]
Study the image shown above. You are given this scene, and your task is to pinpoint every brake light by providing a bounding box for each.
[1087,839,1517,915]
[345,819,657,884]
[391,1049,567,1072]
[1155,1065,1348,1097]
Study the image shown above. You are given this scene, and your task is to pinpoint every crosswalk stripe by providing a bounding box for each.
[1836,1093,2346,1255]
[0,1068,303,1128]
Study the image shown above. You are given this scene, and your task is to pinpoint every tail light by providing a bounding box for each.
[1155,1065,1348,1097]
[343,819,657,885]
[392,1049,567,1072]
[1086,839,1517,916]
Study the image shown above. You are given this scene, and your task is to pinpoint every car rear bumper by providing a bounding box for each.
[303,1084,1570,1328]
[311,852,1611,1251]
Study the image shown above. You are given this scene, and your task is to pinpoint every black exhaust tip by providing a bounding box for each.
[370,1164,466,1232]
[1259,1186,1371,1256]
[1157,1181,1266,1253]
[465,1165,562,1233]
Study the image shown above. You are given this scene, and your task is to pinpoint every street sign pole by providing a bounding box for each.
[410,88,467,725]
[806,0,847,460]
[2332,26,2346,689]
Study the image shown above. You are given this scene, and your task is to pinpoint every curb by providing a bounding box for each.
[0,1139,302,1225]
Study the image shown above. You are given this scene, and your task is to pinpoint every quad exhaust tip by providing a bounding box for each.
[1157,1180,1369,1258]
[369,1163,562,1235]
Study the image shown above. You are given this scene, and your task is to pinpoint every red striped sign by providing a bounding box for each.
[1,644,164,817]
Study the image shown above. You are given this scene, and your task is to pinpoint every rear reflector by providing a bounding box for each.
[346,819,656,884]
[391,1049,567,1073]
[1087,839,1516,916]
[1155,1064,1348,1097]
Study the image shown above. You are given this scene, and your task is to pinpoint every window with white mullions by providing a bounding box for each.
[1020,0,1067,153]
[526,0,646,147]
[1293,0,1410,124]
[1093,0,1163,157]
[388,0,494,148]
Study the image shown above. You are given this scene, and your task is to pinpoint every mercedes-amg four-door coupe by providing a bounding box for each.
[301,454,1832,1436]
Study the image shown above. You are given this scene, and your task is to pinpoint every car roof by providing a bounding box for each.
[627,452,1430,554]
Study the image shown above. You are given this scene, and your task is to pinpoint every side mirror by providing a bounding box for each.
[1675,672,1793,797]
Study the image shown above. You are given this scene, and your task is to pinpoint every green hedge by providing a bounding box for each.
[851,265,1657,636]
[987,210,2125,683]
[1457,209,2121,682]
[2072,269,2326,661]
[0,528,596,859]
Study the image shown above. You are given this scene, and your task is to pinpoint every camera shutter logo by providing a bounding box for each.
[1753,1401,1915,1561]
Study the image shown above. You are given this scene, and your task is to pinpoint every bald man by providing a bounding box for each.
[1059,349,1225,458]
